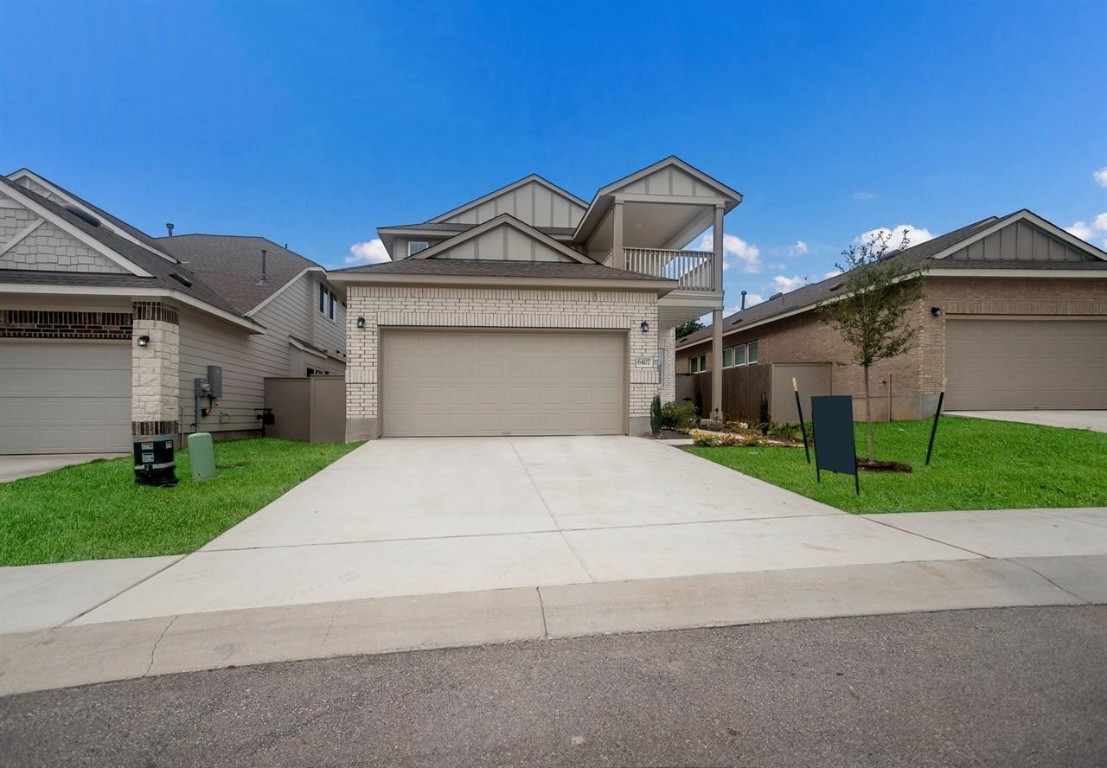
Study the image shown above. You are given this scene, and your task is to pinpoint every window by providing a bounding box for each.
[407,241,428,257]
[748,341,759,364]
[721,342,758,368]
[329,290,338,321]
[722,348,733,368]
[319,284,329,314]
[690,354,707,373]
[734,344,747,366]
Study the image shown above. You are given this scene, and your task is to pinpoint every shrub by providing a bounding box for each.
[660,401,698,431]
[690,429,759,447]
[650,394,662,435]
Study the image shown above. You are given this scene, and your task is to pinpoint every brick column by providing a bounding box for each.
[131,301,180,437]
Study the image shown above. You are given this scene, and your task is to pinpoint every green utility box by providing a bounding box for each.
[187,432,217,481]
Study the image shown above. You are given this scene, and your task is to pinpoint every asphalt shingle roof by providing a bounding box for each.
[676,215,1003,347]
[0,177,241,317]
[155,235,323,315]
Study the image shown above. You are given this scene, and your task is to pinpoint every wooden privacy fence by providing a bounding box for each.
[682,362,831,424]
[264,375,345,442]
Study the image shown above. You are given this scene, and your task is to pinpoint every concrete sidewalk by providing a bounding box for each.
[2,436,1105,695]
[946,410,1107,433]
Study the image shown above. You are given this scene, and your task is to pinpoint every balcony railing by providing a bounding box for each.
[624,248,717,291]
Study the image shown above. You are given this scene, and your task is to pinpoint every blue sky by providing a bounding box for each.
[2,0,1105,311]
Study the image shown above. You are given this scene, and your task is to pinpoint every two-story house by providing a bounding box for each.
[0,169,345,455]
[331,156,742,439]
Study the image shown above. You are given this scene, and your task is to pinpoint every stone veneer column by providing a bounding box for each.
[131,300,180,437]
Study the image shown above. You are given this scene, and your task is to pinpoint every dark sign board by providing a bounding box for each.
[811,395,859,494]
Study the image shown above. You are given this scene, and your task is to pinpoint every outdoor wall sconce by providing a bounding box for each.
[640,321,650,333]
[356,316,366,329]
[136,335,150,347]
[931,307,943,317]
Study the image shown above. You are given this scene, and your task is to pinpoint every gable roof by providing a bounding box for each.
[6,168,180,265]
[155,234,326,315]
[0,177,258,330]
[427,174,588,224]
[406,214,594,264]
[675,211,1103,349]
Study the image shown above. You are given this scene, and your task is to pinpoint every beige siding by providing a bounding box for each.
[439,180,585,229]
[428,223,576,262]
[251,273,346,376]
[617,166,721,199]
[946,220,1091,263]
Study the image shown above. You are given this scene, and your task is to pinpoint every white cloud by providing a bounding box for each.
[691,231,762,273]
[1067,213,1107,242]
[772,275,807,293]
[824,268,844,279]
[1094,167,1107,188]
[346,239,389,265]
[850,191,878,201]
[853,224,934,251]
[788,240,808,257]
[1067,221,1094,240]
[743,293,764,307]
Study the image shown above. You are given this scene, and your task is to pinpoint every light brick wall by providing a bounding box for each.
[345,285,659,436]
[131,302,180,434]
[659,326,676,403]
[676,275,1107,419]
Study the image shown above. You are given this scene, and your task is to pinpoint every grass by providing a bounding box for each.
[0,438,361,567]
[689,417,1107,514]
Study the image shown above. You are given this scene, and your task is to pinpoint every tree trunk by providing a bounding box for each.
[863,364,874,460]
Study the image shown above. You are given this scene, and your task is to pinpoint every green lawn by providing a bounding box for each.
[0,438,361,566]
[690,417,1107,514]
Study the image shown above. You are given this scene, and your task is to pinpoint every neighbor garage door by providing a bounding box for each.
[945,319,1107,410]
[381,330,625,437]
[0,341,131,454]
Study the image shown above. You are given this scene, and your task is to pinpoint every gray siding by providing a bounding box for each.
[0,191,127,273]
[178,273,345,435]
[947,220,1092,262]
[439,180,585,229]
[617,166,721,198]
[430,224,576,262]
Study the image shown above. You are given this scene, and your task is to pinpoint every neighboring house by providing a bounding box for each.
[0,169,345,455]
[676,210,1107,421]
[331,157,743,439]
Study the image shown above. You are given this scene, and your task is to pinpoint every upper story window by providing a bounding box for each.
[723,341,759,368]
[407,241,429,257]
[319,285,339,321]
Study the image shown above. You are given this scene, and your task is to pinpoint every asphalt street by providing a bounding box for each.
[2,606,1105,767]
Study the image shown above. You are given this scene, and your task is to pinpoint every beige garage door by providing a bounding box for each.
[0,341,131,454]
[945,319,1107,410]
[381,330,625,437]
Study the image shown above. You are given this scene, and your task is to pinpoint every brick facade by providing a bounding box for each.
[131,301,180,436]
[345,285,659,439]
[677,276,1107,420]
[0,309,132,339]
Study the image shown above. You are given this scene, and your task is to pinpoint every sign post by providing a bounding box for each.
[793,377,810,464]
[811,395,859,495]
[925,377,947,466]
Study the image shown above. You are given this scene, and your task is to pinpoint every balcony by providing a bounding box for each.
[615,248,719,292]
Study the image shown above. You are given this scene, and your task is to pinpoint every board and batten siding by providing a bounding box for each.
[437,180,585,229]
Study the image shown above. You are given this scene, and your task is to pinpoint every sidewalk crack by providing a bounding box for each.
[536,587,550,639]
[145,615,177,677]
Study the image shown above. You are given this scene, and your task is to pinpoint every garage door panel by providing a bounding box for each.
[382,330,625,437]
[946,320,1107,410]
[0,341,131,454]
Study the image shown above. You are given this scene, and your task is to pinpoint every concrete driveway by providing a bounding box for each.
[65,436,975,624]
[946,410,1107,433]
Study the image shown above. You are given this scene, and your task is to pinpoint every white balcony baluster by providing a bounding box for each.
[622,248,716,291]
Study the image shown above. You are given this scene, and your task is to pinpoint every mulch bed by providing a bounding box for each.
[857,459,913,473]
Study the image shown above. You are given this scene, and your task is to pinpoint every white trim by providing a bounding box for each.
[407,240,429,257]
[329,271,675,294]
[0,283,263,333]
[930,210,1107,262]
[428,174,587,223]
[0,184,153,277]
[410,214,595,264]
[927,268,1107,279]
[245,266,324,316]
[0,216,46,257]
[6,169,180,265]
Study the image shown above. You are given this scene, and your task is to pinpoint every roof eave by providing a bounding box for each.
[329,270,677,296]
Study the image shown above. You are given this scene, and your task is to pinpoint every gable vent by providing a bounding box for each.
[64,205,101,227]
[169,272,193,287]
[829,282,844,292]
[769,292,784,301]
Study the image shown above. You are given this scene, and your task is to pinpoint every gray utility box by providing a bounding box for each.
[207,365,223,398]
[133,435,178,487]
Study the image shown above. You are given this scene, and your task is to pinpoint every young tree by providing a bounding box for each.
[818,229,925,460]
[674,318,704,339]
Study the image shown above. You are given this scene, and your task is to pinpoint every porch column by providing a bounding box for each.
[712,203,725,292]
[711,308,723,420]
[612,198,625,270]
[131,300,180,438]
